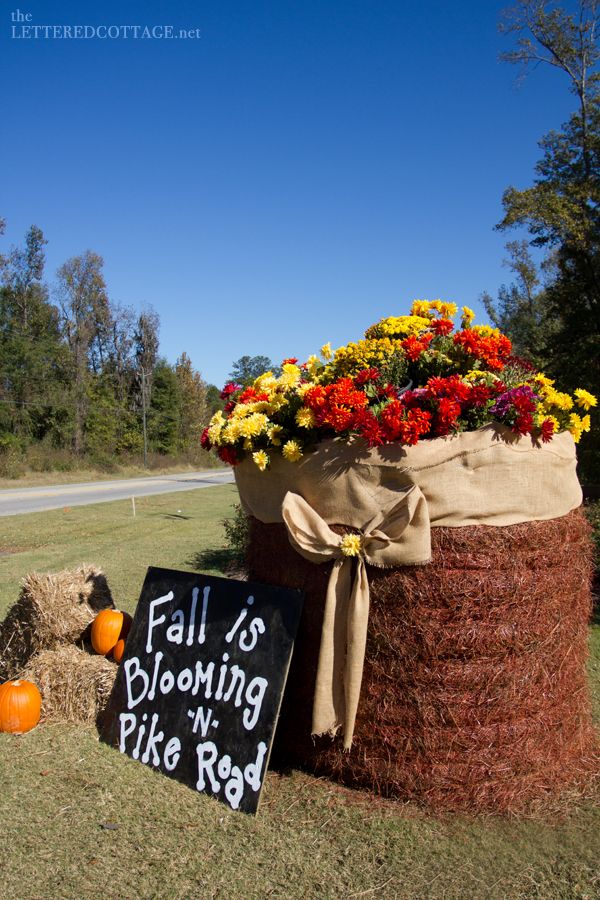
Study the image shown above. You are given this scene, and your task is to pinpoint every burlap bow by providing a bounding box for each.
[281,486,431,748]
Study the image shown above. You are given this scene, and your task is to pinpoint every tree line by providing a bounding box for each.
[0,224,214,471]
[484,0,600,481]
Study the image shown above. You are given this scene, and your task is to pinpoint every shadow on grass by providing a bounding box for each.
[187,548,236,573]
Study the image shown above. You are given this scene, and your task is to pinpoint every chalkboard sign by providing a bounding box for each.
[101,567,304,814]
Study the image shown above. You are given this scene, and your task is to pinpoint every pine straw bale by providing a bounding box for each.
[0,564,114,681]
[20,644,117,726]
[247,507,600,815]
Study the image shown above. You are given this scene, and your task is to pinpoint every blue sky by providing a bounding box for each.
[1,0,574,387]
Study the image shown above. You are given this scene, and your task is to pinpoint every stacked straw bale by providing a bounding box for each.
[0,564,117,725]
[247,508,599,814]
[21,645,116,726]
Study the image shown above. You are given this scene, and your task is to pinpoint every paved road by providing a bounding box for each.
[0,469,235,516]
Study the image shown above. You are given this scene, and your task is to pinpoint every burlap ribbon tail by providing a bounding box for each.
[281,487,431,749]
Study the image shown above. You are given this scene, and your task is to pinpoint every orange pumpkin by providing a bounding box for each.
[91,609,126,655]
[112,638,126,664]
[0,679,42,734]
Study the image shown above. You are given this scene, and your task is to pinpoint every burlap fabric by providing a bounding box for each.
[234,425,583,747]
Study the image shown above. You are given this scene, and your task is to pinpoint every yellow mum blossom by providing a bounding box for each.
[238,413,268,438]
[439,302,458,318]
[282,439,303,462]
[410,299,436,318]
[252,450,269,471]
[321,342,333,360]
[207,411,225,443]
[461,306,475,327]
[472,324,500,338]
[296,383,314,398]
[365,315,430,339]
[295,407,316,428]
[533,373,555,388]
[568,412,590,443]
[304,354,322,377]
[231,403,253,418]
[327,337,403,377]
[278,363,301,388]
[541,387,573,411]
[340,533,362,557]
[253,372,277,391]
[574,388,597,411]
[222,421,241,444]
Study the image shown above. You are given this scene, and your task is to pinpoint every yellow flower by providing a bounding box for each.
[222,421,241,444]
[239,413,269,438]
[461,306,475,327]
[282,439,303,462]
[574,388,597,411]
[295,407,316,428]
[569,412,585,443]
[410,299,435,318]
[278,363,301,389]
[305,354,322,377]
[339,533,362,557]
[534,373,555,388]
[252,450,269,471]
[439,301,458,318]
[320,342,333,360]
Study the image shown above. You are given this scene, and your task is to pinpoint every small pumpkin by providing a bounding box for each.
[91,609,132,656]
[0,679,42,734]
[112,638,126,664]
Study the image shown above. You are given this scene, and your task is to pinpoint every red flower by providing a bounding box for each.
[430,318,454,336]
[401,333,433,362]
[353,408,385,446]
[217,446,239,465]
[354,368,381,386]
[540,418,555,442]
[513,413,534,436]
[453,330,512,371]
[220,382,241,399]
[200,427,211,450]
[282,357,298,365]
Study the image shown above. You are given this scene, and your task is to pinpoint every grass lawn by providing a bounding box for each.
[0,487,599,899]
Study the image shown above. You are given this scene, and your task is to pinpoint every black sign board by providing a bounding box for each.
[101,567,303,814]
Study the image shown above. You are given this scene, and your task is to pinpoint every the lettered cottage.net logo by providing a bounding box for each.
[9,8,202,41]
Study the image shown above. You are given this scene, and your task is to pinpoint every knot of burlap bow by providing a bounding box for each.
[281,486,431,748]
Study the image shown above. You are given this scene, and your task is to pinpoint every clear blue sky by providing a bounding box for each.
[1,0,574,387]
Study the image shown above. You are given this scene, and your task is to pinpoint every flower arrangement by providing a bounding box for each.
[202,300,597,470]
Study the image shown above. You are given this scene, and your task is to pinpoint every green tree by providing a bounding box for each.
[228,355,277,385]
[481,241,558,367]
[174,352,207,455]
[147,360,181,455]
[0,225,71,447]
[495,0,600,478]
[56,251,111,455]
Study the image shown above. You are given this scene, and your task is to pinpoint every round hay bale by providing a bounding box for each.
[19,644,117,726]
[247,507,600,813]
[0,564,114,681]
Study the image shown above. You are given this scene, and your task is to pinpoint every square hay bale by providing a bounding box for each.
[0,564,114,681]
[20,644,117,726]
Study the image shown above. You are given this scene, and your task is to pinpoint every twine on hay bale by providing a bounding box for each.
[0,564,114,681]
[20,645,117,726]
[247,507,600,814]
